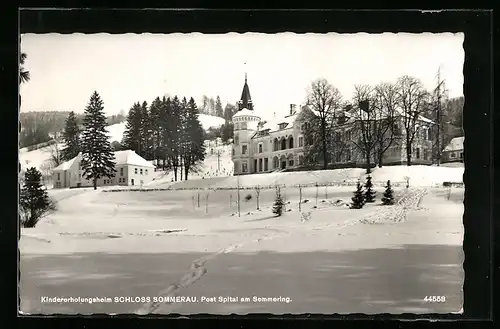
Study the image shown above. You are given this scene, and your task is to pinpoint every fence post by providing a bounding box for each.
[197,191,200,208]
[299,184,302,212]
[315,183,319,206]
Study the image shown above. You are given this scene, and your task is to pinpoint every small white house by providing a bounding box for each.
[442,136,464,163]
[53,150,155,189]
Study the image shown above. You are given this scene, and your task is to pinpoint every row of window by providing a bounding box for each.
[133,168,148,175]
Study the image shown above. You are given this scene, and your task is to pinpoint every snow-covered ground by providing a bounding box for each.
[145,164,464,190]
[19,180,464,314]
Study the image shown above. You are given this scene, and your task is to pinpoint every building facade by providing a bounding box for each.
[231,76,434,175]
[441,136,464,163]
[53,150,155,189]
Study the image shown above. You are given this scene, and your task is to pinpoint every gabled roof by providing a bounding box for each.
[114,150,155,168]
[53,153,80,171]
[443,136,464,152]
[53,150,155,171]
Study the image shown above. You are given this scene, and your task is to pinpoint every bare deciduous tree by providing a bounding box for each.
[350,85,379,173]
[396,76,430,166]
[305,78,343,169]
[373,82,398,167]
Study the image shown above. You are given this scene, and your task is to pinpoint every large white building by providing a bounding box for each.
[231,75,435,175]
[53,150,155,189]
[231,75,307,175]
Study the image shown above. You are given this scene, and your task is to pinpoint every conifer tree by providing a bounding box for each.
[364,175,376,203]
[159,96,173,170]
[169,96,183,181]
[61,111,81,161]
[140,101,154,159]
[350,181,365,209]
[20,167,55,227]
[272,185,285,217]
[80,91,116,190]
[381,180,395,205]
[215,96,224,118]
[149,97,162,162]
[122,102,143,154]
[182,97,206,180]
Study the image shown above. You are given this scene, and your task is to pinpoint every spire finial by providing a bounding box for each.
[244,61,247,83]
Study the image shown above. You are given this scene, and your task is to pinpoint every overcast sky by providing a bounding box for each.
[20,32,464,121]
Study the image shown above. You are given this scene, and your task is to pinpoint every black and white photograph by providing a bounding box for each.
[19,31,466,315]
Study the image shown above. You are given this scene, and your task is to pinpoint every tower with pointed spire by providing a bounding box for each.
[237,72,253,111]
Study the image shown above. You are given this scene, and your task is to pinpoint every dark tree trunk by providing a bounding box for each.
[406,144,412,166]
[365,151,371,174]
[184,166,189,181]
[377,150,384,168]
[173,167,178,181]
[93,178,97,190]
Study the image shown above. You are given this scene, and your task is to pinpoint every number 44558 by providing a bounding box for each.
[424,296,446,303]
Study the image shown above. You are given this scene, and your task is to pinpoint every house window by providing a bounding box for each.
[459,152,463,159]
[145,169,148,175]
[298,136,304,147]
[264,158,269,171]
[281,138,287,150]
[120,167,124,176]
[259,144,263,153]
[345,130,352,141]
[423,149,428,160]
[416,148,420,159]
[346,148,352,161]
[135,168,138,174]
[288,137,294,149]
[242,163,248,173]
[57,173,60,180]
[140,180,144,185]
[232,148,235,156]
[289,159,294,166]
[242,145,248,155]
[298,155,304,165]
[279,123,287,130]
[140,168,143,175]
[450,152,456,158]
[241,122,247,130]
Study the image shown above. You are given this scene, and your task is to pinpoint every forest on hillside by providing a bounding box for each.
[19,111,126,148]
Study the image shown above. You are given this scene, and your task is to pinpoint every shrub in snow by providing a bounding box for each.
[244,193,252,201]
[301,211,312,222]
[364,175,376,203]
[381,180,395,205]
[350,181,365,209]
[272,185,285,217]
[303,199,310,203]
[20,167,57,228]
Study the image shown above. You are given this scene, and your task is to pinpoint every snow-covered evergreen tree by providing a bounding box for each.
[381,180,395,205]
[350,181,365,209]
[20,167,55,227]
[272,185,285,217]
[182,97,206,180]
[80,91,116,190]
[122,102,143,154]
[364,175,376,203]
[215,96,224,118]
[61,111,81,161]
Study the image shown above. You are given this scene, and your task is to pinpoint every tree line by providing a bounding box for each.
[199,95,238,122]
[120,95,206,181]
[19,110,126,148]
[299,73,463,172]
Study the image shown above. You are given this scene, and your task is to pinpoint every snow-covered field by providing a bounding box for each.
[19,183,464,314]
[144,164,463,190]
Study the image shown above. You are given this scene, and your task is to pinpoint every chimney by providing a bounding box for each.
[290,104,293,115]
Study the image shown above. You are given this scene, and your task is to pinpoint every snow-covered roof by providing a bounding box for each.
[114,150,155,168]
[259,113,298,132]
[53,154,80,171]
[443,136,464,152]
[232,108,259,118]
[54,150,155,171]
